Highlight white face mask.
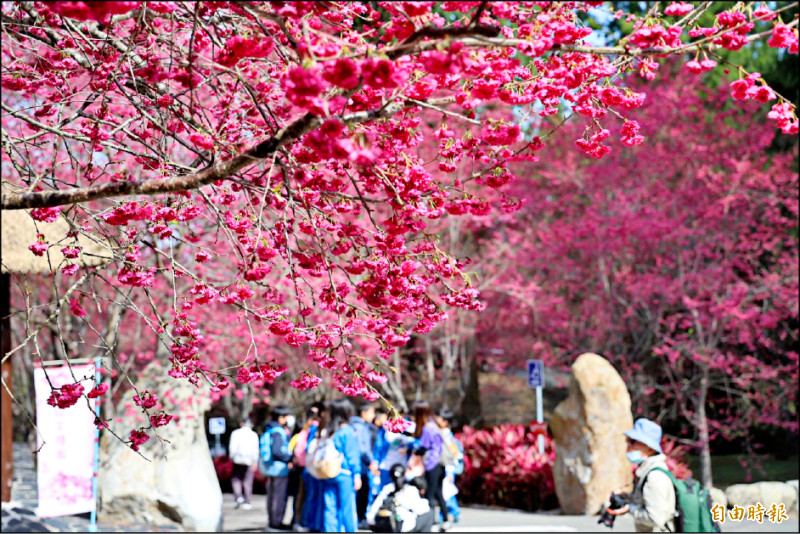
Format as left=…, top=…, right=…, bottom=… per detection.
left=286, top=415, right=296, bottom=430
left=626, top=450, right=644, bottom=464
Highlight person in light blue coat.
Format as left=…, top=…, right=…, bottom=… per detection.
left=349, top=401, right=377, bottom=528
left=321, top=399, right=362, bottom=533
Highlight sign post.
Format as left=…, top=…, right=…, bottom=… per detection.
left=527, top=359, right=545, bottom=455
left=89, top=357, right=101, bottom=533
left=208, top=417, right=226, bottom=457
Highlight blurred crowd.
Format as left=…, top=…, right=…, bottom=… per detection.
left=227, top=399, right=464, bottom=532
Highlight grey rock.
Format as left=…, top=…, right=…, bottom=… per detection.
left=726, top=481, right=797, bottom=511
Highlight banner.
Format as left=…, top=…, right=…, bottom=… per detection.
left=34, top=361, right=96, bottom=517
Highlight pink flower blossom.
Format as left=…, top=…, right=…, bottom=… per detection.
left=30, top=207, right=61, bottom=223
left=384, top=417, right=412, bottom=433
left=61, top=246, right=81, bottom=259
left=87, top=383, right=108, bottom=398
left=69, top=299, right=88, bottom=317
left=29, top=236, right=48, bottom=257
left=290, top=373, right=322, bottom=390
left=663, top=2, right=693, bottom=17
left=322, top=58, right=361, bottom=90
left=129, top=428, right=150, bottom=451
left=47, top=383, right=84, bottom=409
left=133, top=391, right=158, bottom=409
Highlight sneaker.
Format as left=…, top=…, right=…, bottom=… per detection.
left=241, top=503, right=253, bottom=510
left=440, top=520, right=453, bottom=531
left=234, top=497, right=244, bottom=509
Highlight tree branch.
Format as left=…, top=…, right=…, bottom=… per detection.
left=1, top=96, right=431, bottom=210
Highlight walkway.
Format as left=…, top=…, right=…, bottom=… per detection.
left=3, top=442, right=797, bottom=532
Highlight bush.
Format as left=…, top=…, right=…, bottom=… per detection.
left=456, top=424, right=558, bottom=512
left=455, top=424, right=694, bottom=511
left=212, top=455, right=267, bottom=494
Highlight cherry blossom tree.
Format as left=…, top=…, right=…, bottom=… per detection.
left=470, top=67, right=798, bottom=488
left=1, top=1, right=797, bottom=456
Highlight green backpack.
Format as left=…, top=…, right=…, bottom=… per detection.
left=648, top=467, right=720, bottom=533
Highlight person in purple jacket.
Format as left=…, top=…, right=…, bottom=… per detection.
left=412, top=401, right=451, bottom=530
left=321, top=398, right=362, bottom=533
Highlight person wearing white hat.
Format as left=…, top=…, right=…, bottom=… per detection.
left=606, top=418, right=677, bottom=532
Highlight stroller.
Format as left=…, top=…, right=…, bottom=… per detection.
left=370, top=464, right=434, bottom=533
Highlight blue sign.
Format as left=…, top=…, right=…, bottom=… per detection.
left=527, top=360, right=544, bottom=388
left=208, top=417, right=226, bottom=435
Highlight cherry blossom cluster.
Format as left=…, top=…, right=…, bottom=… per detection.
left=2, top=1, right=797, bottom=453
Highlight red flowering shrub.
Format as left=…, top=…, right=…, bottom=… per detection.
left=213, top=455, right=234, bottom=485
left=213, top=455, right=267, bottom=493
left=661, top=437, right=693, bottom=481
left=456, top=424, right=558, bottom=511
left=457, top=425, right=694, bottom=511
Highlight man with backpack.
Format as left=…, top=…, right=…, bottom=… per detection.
left=260, top=405, right=294, bottom=531
left=607, top=418, right=719, bottom=533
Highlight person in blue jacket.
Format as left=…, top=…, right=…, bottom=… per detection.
left=298, top=402, right=324, bottom=532
left=261, top=405, right=294, bottom=531
left=371, top=407, right=389, bottom=497
left=321, top=398, right=362, bottom=533
left=349, top=401, right=377, bottom=528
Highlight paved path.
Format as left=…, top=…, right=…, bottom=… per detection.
left=220, top=492, right=798, bottom=532
left=5, top=442, right=797, bottom=532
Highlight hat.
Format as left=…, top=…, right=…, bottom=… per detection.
left=271, top=405, right=293, bottom=417
left=624, top=418, right=663, bottom=454
left=389, top=463, right=405, bottom=480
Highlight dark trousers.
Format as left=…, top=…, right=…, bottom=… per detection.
left=266, top=476, right=290, bottom=528
left=356, top=472, right=371, bottom=522
left=231, top=463, right=254, bottom=504
left=287, top=465, right=302, bottom=525
left=412, top=510, right=435, bottom=532
left=424, top=465, right=448, bottom=524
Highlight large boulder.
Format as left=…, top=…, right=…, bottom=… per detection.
left=786, top=480, right=799, bottom=512
left=98, top=362, right=223, bottom=531
left=550, top=353, right=634, bottom=515
left=725, top=481, right=797, bottom=512
left=708, top=487, right=727, bottom=509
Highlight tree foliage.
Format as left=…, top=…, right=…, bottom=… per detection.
left=1, top=1, right=797, bottom=455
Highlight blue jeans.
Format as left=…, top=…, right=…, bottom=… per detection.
left=300, top=470, right=322, bottom=531
left=322, top=472, right=358, bottom=533
left=440, top=495, right=460, bottom=522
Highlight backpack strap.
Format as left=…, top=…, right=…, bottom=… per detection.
left=642, top=467, right=678, bottom=532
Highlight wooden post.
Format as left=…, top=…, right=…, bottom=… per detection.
left=1, top=273, right=13, bottom=502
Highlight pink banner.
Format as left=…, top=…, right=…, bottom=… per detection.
left=34, top=362, right=96, bottom=518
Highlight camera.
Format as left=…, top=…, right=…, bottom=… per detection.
left=598, top=493, right=628, bottom=528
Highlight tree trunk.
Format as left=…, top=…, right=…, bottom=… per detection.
left=1, top=274, right=13, bottom=502
left=425, top=337, right=435, bottom=399
left=458, top=356, right=482, bottom=426
left=697, top=366, right=713, bottom=489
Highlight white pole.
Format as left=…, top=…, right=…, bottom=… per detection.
left=536, top=385, right=544, bottom=455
